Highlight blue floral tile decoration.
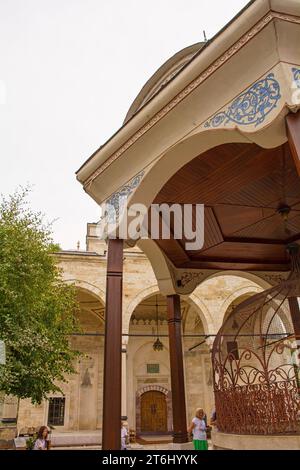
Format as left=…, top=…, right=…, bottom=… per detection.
left=204, top=73, right=281, bottom=128
left=292, top=68, right=300, bottom=88
left=106, top=171, right=145, bottom=221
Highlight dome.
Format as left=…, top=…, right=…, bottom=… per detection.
left=123, top=42, right=205, bottom=124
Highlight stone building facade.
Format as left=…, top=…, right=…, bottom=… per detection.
left=9, top=222, right=270, bottom=436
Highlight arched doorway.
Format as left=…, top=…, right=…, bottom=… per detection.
left=141, top=391, right=167, bottom=433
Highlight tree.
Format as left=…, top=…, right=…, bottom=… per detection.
left=0, top=188, right=80, bottom=404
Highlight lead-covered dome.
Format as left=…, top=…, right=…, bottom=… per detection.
left=123, top=42, right=205, bottom=124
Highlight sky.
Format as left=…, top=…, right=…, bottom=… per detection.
left=0, top=0, right=250, bottom=249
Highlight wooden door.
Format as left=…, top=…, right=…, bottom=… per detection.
left=141, top=391, right=167, bottom=433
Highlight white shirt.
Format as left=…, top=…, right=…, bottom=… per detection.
left=192, top=417, right=207, bottom=440
left=121, top=426, right=128, bottom=449
left=33, top=438, right=47, bottom=450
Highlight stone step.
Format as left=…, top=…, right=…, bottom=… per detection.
left=51, top=431, right=102, bottom=448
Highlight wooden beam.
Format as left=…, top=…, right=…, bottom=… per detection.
left=223, top=237, right=287, bottom=245
left=167, top=295, right=188, bottom=444
left=287, top=112, right=300, bottom=176
left=102, top=238, right=123, bottom=450
left=288, top=297, right=300, bottom=393
left=178, top=260, right=288, bottom=271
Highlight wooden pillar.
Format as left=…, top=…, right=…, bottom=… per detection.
left=102, top=238, right=123, bottom=450
left=167, top=294, right=188, bottom=443
left=121, top=343, right=127, bottom=420
left=288, top=297, right=300, bottom=342
left=287, top=112, right=300, bottom=176
left=288, top=297, right=300, bottom=391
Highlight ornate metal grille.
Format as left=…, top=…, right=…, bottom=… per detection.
left=48, top=397, right=65, bottom=426
left=212, top=251, right=300, bottom=435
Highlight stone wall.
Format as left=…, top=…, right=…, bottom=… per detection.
left=15, top=225, right=270, bottom=433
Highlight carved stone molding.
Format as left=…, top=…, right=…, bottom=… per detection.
left=136, top=385, right=169, bottom=398
left=177, top=271, right=205, bottom=288
left=135, top=385, right=173, bottom=434
left=173, top=269, right=214, bottom=295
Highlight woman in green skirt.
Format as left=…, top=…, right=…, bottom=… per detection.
left=188, top=408, right=208, bottom=450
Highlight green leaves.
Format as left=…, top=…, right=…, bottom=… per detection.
left=0, top=188, right=80, bottom=404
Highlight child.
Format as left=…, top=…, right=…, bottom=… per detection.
left=121, top=421, right=128, bottom=450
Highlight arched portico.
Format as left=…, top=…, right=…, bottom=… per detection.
left=16, top=284, right=106, bottom=433
left=64, top=278, right=106, bottom=306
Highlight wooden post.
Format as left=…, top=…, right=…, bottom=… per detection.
left=287, top=112, right=300, bottom=176
left=288, top=297, right=300, bottom=342
left=288, top=297, right=300, bottom=391
left=102, top=238, right=123, bottom=450
left=167, top=294, right=188, bottom=443
left=121, top=343, right=127, bottom=421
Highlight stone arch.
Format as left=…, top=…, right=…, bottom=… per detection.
left=216, top=282, right=293, bottom=339
left=204, top=270, right=272, bottom=290
left=123, top=285, right=160, bottom=338
left=194, top=271, right=275, bottom=331
left=252, top=297, right=294, bottom=338
left=134, top=340, right=169, bottom=354
left=64, top=278, right=106, bottom=306
left=187, top=294, right=214, bottom=337
left=136, top=385, right=169, bottom=398
left=124, top=285, right=210, bottom=340
left=58, top=279, right=105, bottom=432
left=218, top=285, right=263, bottom=329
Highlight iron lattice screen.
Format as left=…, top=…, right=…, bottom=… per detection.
left=48, top=397, right=65, bottom=426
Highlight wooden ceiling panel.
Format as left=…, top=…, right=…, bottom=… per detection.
left=202, top=207, right=224, bottom=250
left=153, top=142, right=300, bottom=271
left=189, top=241, right=287, bottom=263
left=178, top=206, right=224, bottom=251
left=228, top=211, right=300, bottom=240
left=213, top=205, right=275, bottom=236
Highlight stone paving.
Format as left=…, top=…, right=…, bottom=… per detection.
left=53, top=439, right=213, bottom=451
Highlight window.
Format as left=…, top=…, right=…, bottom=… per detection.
left=48, top=397, right=65, bottom=426
left=147, top=364, right=159, bottom=374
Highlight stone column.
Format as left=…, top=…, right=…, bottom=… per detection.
left=102, top=239, right=123, bottom=450
left=167, top=294, right=188, bottom=444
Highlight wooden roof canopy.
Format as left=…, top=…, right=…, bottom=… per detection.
left=153, top=142, right=300, bottom=272
left=76, top=0, right=300, bottom=294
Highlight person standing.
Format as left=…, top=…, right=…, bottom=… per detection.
left=210, top=409, right=217, bottom=427
left=33, top=426, right=49, bottom=450
left=121, top=421, right=128, bottom=450
left=188, top=408, right=208, bottom=451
